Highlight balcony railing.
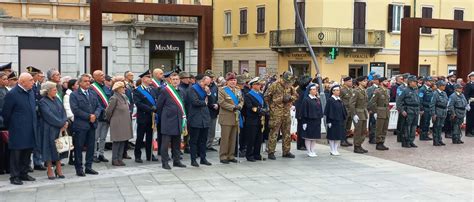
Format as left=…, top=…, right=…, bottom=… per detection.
left=270, top=28, right=385, bottom=49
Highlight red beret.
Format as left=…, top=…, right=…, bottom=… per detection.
left=226, top=72, right=236, bottom=80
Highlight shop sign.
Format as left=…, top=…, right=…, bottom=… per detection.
left=150, top=40, right=185, bottom=53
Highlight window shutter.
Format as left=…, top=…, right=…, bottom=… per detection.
left=404, top=6, right=411, bottom=18
left=388, top=4, right=393, bottom=32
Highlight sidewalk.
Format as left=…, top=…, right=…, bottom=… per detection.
left=0, top=143, right=472, bottom=201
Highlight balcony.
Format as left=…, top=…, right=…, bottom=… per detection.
left=270, top=28, right=385, bottom=49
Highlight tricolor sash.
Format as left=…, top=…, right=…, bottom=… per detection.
left=151, top=78, right=165, bottom=88
left=56, top=92, right=63, bottom=103
left=164, top=84, right=187, bottom=135
left=192, top=84, right=207, bottom=100
left=90, top=82, right=109, bottom=107
left=249, top=90, right=263, bottom=106
left=223, top=86, right=243, bottom=128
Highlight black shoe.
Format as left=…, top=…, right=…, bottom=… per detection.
left=246, top=157, right=256, bottom=162
left=354, top=147, right=365, bottom=154
left=297, top=146, right=306, bottom=151
left=191, top=160, right=199, bottom=167
left=200, top=159, right=212, bottom=166
left=229, top=159, right=238, bottom=163
left=220, top=159, right=229, bottom=164
left=123, top=153, right=132, bottom=159
left=184, top=147, right=190, bottom=154
left=19, top=175, right=35, bottom=181
left=98, top=155, right=109, bottom=163
left=10, top=177, right=23, bottom=185
left=27, top=166, right=33, bottom=173
left=151, top=155, right=159, bottom=162
left=162, top=163, right=171, bottom=170
left=206, top=147, right=218, bottom=152
left=439, top=141, right=446, bottom=146
left=85, top=168, right=99, bottom=175
left=68, top=160, right=75, bottom=166
left=34, top=165, right=46, bottom=171
left=173, top=161, right=186, bottom=168
left=361, top=147, right=368, bottom=153
left=268, top=153, right=276, bottom=160
left=465, top=133, right=474, bottom=137
left=433, top=142, right=440, bottom=146
left=135, top=159, right=143, bottom=163
left=93, top=157, right=101, bottom=163
left=254, top=156, right=266, bottom=161
left=55, top=170, right=65, bottom=179
left=376, top=143, right=389, bottom=150
left=76, top=170, right=86, bottom=177
left=368, top=139, right=376, bottom=144
left=409, top=143, right=418, bottom=148
left=453, top=140, right=460, bottom=144
left=459, top=140, right=464, bottom=144
left=282, top=152, right=295, bottom=158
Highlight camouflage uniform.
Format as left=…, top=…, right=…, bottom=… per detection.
left=351, top=85, right=368, bottom=152
left=264, top=78, right=298, bottom=158
left=368, top=85, right=390, bottom=150
left=448, top=86, right=469, bottom=144
left=430, top=82, right=448, bottom=146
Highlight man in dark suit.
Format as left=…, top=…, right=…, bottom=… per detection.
left=70, top=74, right=102, bottom=176
left=27, top=66, right=46, bottom=171
left=133, top=71, right=158, bottom=163
left=2, top=73, right=37, bottom=185
left=90, top=70, right=112, bottom=163
left=205, top=70, right=219, bottom=151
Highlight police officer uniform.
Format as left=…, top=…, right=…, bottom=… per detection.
left=430, top=80, right=448, bottom=146
left=450, top=84, right=469, bottom=144
left=464, top=71, right=474, bottom=137
left=418, top=76, right=434, bottom=141
left=397, top=75, right=420, bottom=148
left=368, top=77, right=390, bottom=150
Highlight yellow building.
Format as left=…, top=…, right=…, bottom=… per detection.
left=212, top=0, right=473, bottom=80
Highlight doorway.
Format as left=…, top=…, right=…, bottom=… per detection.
left=349, top=64, right=368, bottom=78
left=289, top=61, right=310, bottom=79
left=353, top=1, right=366, bottom=45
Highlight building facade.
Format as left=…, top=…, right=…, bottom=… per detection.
left=212, top=0, right=473, bottom=80
left=0, top=0, right=211, bottom=78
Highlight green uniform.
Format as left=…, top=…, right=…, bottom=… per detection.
left=368, top=86, right=390, bottom=144
left=430, top=89, right=448, bottom=145
left=448, top=92, right=468, bottom=143
left=366, top=84, right=378, bottom=143
left=340, top=85, right=355, bottom=134
left=264, top=81, right=298, bottom=155
left=351, top=86, right=368, bottom=147
left=397, top=86, right=420, bottom=145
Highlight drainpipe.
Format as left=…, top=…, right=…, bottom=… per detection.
left=277, top=0, right=281, bottom=46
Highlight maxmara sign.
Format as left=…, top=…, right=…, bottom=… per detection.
left=150, top=40, right=185, bottom=53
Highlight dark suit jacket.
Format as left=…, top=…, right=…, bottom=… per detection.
left=133, top=86, right=157, bottom=125
left=0, top=86, right=7, bottom=130
left=90, top=82, right=113, bottom=122
left=243, top=91, right=265, bottom=126
left=2, top=85, right=37, bottom=149
left=157, top=87, right=185, bottom=136
left=70, top=89, right=102, bottom=131
left=207, top=82, right=219, bottom=119
left=186, top=86, right=210, bottom=128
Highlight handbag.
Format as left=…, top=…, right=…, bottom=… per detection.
left=0, top=131, right=8, bottom=143
left=55, top=131, right=74, bottom=153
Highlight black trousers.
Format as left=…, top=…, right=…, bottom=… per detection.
left=161, top=134, right=181, bottom=163
left=73, top=128, right=95, bottom=171
left=156, top=123, right=162, bottom=155
left=296, top=119, right=304, bottom=148
left=189, top=127, right=209, bottom=161
left=135, top=123, right=153, bottom=160
left=466, top=106, right=474, bottom=135
left=245, top=123, right=263, bottom=159
left=10, top=148, right=32, bottom=179
left=0, top=136, right=10, bottom=173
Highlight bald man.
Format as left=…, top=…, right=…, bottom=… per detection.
left=2, top=73, right=37, bottom=185
left=90, top=70, right=112, bottom=163
left=151, top=68, right=166, bottom=157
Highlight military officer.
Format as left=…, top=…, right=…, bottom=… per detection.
left=340, top=76, right=354, bottom=147
left=264, top=71, right=298, bottom=160
left=418, top=76, right=434, bottom=141
left=351, top=76, right=369, bottom=154
left=397, top=75, right=421, bottom=148
left=430, top=80, right=448, bottom=146
left=366, top=74, right=381, bottom=144
left=368, top=77, right=390, bottom=150
left=395, top=73, right=410, bottom=142
left=464, top=71, right=474, bottom=137
left=450, top=84, right=469, bottom=144
left=444, top=73, right=456, bottom=138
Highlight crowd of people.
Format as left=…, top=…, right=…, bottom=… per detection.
left=0, top=61, right=473, bottom=186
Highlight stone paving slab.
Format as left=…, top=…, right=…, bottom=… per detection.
left=0, top=143, right=472, bottom=201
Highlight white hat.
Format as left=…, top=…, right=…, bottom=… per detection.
left=447, top=72, right=455, bottom=77
left=248, top=77, right=261, bottom=86
left=468, top=71, right=474, bottom=78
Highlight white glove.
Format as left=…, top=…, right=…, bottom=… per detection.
left=467, top=105, right=471, bottom=112
left=302, top=124, right=307, bottom=130
left=374, top=113, right=377, bottom=119
left=353, top=115, right=359, bottom=124
left=327, top=123, right=332, bottom=128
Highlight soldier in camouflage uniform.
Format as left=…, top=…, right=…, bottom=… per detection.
left=397, top=75, right=421, bottom=148
left=366, top=74, right=381, bottom=144
left=448, top=84, right=469, bottom=144
left=264, top=71, right=298, bottom=160
left=430, top=80, right=448, bottom=146
left=368, top=77, right=390, bottom=150
left=351, top=76, right=369, bottom=154
left=340, top=76, right=354, bottom=147
left=418, top=76, right=435, bottom=141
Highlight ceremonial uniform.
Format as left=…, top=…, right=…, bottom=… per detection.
left=449, top=86, right=469, bottom=144
left=397, top=78, right=420, bottom=148
left=340, top=83, right=354, bottom=145
left=418, top=81, right=434, bottom=141
left=133, top=83, right=157, bottom=162
left=243, top=88, right=266, bottom=161
left=443, top=81, right=456, bottom=137
left=366, top=82, right=379, bottom=144
left=351, top=83, right=369, bottom=153
left=430, top=84, right=448, bottom=146
left=368, top=83, right=390, bottom=150
left=464, top=75, right=474, bottom=136
left=395, top=82, right=408, bottom=142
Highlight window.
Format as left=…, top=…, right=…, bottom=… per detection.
left=421, top=7, right=433, bottom=34
left=295, top=1, right=305, bottom=44
left=224, top=60, right=233, bottom=74
left=419, top=65, right=430, bottom=77
left=256, top=61, right=266, bottom=76
left=257, top=7, right=265, bottom=33
left=224, top=12, right=232, bottom=35
left=240, top=9, right=247, bottom=34
left=239, top=60, right=249, bottom=74
left=387, top=64, right=400, bottom=78
left=453, top=9, right=464, bottom=48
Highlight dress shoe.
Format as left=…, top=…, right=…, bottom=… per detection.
left=459, top=140, right=464, bottom=144
left=465, top=133, right=474, bottom=137
left=282, top=152, right=295, bottom=158
left=409, top=142, right=418, bottom=148
left=368, top=139, right=376, bottom=144
left=220, top=160, right=229, bottom=164
left=112, top=160, right=121, bottom=166
left=200, top=159, right=212, bottom=166
left=254, top=156, right=266, bottom=161
left=55, top=170, right=65, bottom=179
left=98, top=155, right=109, bottom=163
left=191, top=160, right=199, bottom=167
left=119, top=160, right=126, bottom=166
left=453, top=140, right=460, bottom=144
left=151, top=155, right=159, bottom=162
left=173, top=161, right=187, bottom=168
left=439, top=141, right=446, bottom=146
left=206, top=147, right=218, bottom=152
left=268, top=153, right=276, bottom=160
left=20, top=175, right=36, bottom=181
left=135, top=159, right=143, bottom=163
left=433, top=142, right=440, bottom=146
left=93, top=156, right=101, bottom=163
left=10, top=177, right=23, bottom=185
left=34, top=165, right=47, bottom=171
left=361, top=147, right=368, bottom=153
left=353, top=146, right=365, bottom=154
left=85, top=168, right=99, bottom=175
left=162, top=163, right=171, bottom=170
left=76, top=170, right=86, bottom=177
left=297, top=146, right=306, bottom=151
left=229, top=159, right=238, bottom=163
left=246, top=157, right=256, bottom=162
left=27, top=166, right=34, bottom=173
left=123, top=153, right=132, bottom=159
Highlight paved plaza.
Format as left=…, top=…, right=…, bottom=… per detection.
left=0, top=139, right=472, bottom=201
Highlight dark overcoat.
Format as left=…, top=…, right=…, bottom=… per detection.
left=157, top=86, right=185, bottom=136
left=186, top=86, right=210, bottom=129
left=38, top=97, right=67, bottom=161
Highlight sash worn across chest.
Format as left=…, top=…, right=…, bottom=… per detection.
left=224, top=86, right=243, bottom=128
left=164, top=84, right=187, bottom=135
left=137, top=86, right=156, bottom=106
left=192, top=84, right=207, bottom=100
left=249, top=90, right=263, bottom=106
left=90, top=82, right=109, bottom=107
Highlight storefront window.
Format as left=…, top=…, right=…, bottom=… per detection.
left=224, top=60, right=233, bottom=74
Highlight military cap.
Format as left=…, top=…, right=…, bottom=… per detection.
left=105, top=75, right=113, bottom=81
left=343, top=76, right=352, bottom=82
left=282, top=71, right=293, bottom=82
left=378, top=77, right=388, bottom=83
left=164, top=71, right=174, bottom=78
left=194, top=74, right=204, bottom=81
left=435, top=80, right=446, bottom=87
left=236, top=75, right=245, bottom=85
left=356, top=76, right=367, bottom=82
left=26, top=66, right=41, bottom=74
left=407, top=75, right=417, bottom=82
left=468, top=71, right=474, bottom=78
left=7, top=72, right=17, bottom=80
left=402, top=73, right=410, bottom=79
left=226, top=72, right=236, bottom=80
left=372, top=74, right=381, bottom=80
left=447, top=72, right=456, bottom=78
left=138, top=70, right=151, bottom=78
left=248, top=77, right=262, bottom=86
left=454, top=83, right=463, bottom=89
left=178, top=71, right=191, bottom=79
left=204, top=69, right=215, bottom=77
left=423, top=76, right=433, bottom=82
left=0, top=62, right=12, bottom=72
